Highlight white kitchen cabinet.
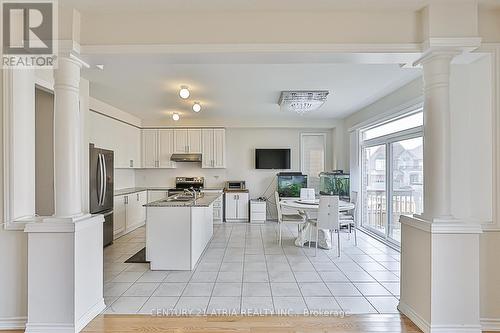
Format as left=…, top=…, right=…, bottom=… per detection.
left=202, top=128, right=225, bottom=169
left=88, top=111, right=141, bottom=168
left=174, top=129, right=188, bottom=153
left=126, top=191, right=147, bottom=232
left=113, top=191, right=147, bottom=238
left=201, top=189, right=223, bottom=223
left=158, top=129, right=175, bottom=168
left=174, top=129, right=202, bottom=153
left=188, top=129, right=202, bottom=153
left=113, top=195, right=127, bottom=238
left=142, top=129, right=158, bottom=168
left=250, top=200, right=266, bottom=224
left=202, top=129, right=214, bottom=168
left=225, top=192, right=249, bottom=222
left=142, top=129, right=176, bottom=168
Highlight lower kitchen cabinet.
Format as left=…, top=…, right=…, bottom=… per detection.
left=224, top=192, right=249, bottom=222
left=201, top=189, right=223, bottom=224
left=113, top=190, right=147, bottom=239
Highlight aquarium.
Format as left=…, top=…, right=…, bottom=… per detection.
left=319, top=172, right=350, bottom=200
left=277, top=174, right=308, bottom=197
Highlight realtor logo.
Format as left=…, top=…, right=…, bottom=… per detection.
left=1, top=0, right=57, bottom=68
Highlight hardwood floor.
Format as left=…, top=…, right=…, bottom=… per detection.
left=80, top=314, right=423, bottom=332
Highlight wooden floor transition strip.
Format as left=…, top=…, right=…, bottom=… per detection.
left=81, top=314, right=423, bottom=333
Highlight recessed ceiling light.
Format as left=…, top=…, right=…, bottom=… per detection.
left=192, top=102, right=201, bottom=113
left=172, top=113, right=180, bottom=121
left=179, top=86, right=190, bottom=99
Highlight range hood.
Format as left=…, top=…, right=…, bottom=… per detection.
left=170, top=153, right=202, bottom=162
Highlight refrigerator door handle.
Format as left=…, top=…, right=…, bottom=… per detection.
left=97, top=153, right=103, bottom=206
left=102, top=154, right=107, bottom=205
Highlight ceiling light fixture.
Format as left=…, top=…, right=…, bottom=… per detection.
left=278, top=90, right=330, bottom=115
left=192, top=102, right=201, bottom=113
left=179, top=86, right=190, bottom=99
left=172, top=113, right=180, bottom=121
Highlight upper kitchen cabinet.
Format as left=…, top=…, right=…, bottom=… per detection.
left=142, top=129, right=176, bottom=168
left=174, top=129, right=202, bottom=153
left=142, top=129, right=158, bottom=168
left=158, top=129, right=176, bottom=168
left=202, top=128, right=226, bottom=168
left=87, top=111, right=141, bottom=168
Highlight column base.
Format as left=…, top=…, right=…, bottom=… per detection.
left=24, top=214, right=105, bottom=333
left=399, top=215, right=482, bottom=333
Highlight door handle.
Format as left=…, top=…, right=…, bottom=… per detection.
left=102, top=154, right=107, bottom=204
left=98, top=154, right=105, bottom=206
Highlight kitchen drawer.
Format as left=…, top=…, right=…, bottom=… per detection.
left=251, top=205, right=266, bottom=213
left=251, top=212, right=266, bottom=221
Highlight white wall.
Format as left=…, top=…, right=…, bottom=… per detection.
left=0, top=70, right=28, bottom=329
left=135, top=127, right=334, bottom=199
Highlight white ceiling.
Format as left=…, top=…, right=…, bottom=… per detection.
left=83, top=53, right=421, bottom=124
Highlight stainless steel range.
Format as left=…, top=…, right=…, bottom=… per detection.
left=169, top=177, right=205, bottom=195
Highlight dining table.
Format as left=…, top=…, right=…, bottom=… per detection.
left=279, top=199, right=355, bottom=249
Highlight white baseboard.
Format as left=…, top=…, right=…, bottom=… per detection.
left=25, top=322, right=76, bottom=333
left=398, top=301, right=431, bottom=333
left=481, top=318, right=500, bottom=331
left=75, top=299, right=105, bottom=332
left=0, top=316, right=26, bottom=330
left=398, top=301, right=482, bottom=333
left=24, top=299, right=105, bottom=333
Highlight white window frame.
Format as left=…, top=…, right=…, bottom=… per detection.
left=300, top=132, right=327, bottom=192
left=359, top=106, right=424, bottom=245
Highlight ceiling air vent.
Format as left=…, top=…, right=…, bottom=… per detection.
left=278, top=90, right=329, bottom=115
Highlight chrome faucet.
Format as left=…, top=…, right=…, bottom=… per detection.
left=184, top=187, right=197, bottom=200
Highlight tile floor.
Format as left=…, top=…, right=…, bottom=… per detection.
left=103, top=222, right=401, bottom=315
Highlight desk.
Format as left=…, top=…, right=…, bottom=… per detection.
left=280, top=199, right=355, bottom=249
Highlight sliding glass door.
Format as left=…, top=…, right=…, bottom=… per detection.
left=360, top=110, right=423, bottom=245
left=361, top=145, right=387, bottom=237
left=389, top=137, right=423, bottom=243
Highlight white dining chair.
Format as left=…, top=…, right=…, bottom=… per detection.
left=308, top=195, right=341, bottom=257
left=275, top=191, right=306, bottom=245
left=339, top=191, right=358, bottom=246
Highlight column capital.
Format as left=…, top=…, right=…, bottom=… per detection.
left=413, top=37, right=482, bottom=66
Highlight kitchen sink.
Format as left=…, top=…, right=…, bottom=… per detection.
left=165, top=193, right=204, bottom=202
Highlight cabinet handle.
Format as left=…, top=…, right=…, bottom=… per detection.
left=124, top=196, right=128, bottom=204
left=137, top=193, right=139, bottom=201
left=130, top=160, right=134, bottom=168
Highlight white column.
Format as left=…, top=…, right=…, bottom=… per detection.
left=420, top=51, right=456, bottom=221
left=53, top=57, right=83, bottom=217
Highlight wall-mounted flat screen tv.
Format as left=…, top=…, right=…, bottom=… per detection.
left=255, top=149, right=291, bottom=169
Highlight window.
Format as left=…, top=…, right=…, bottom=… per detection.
left=300, top=133, right=326, bottom=192
left=360, top=109, right=423, bottom=245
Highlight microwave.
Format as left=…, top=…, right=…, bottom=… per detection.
left=226, top=181, right=246, bottom=190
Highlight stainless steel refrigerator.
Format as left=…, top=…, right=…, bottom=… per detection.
left=89, top=144, right=114, bottom=247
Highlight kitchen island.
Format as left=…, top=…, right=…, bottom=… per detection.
left=145, top=193, right=220, bottom=270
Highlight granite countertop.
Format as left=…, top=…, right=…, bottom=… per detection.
left=114, top=187, right=224, bottom=196
left=144, top=193, right=222, bottom=208
left=114, top=187, right=171, bottom=196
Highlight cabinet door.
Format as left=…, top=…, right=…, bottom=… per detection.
left=174, top=129, right=188, bottom=153
left=213, top=128, right=226, bottom=168
left=188, top=129, right=202, bottom=153
left=237, top=193, right=249, bottom=220
left=113, top=195, right=127, bottom=236
left=201, top=129, right=214, bottom=168
left=142, top=129, right=158, bottom=168
left=224, top=194, right=238, bottom=219
left=138, top=191, right=147, bottom=223
left=158, top=129, right=175, bottom=168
